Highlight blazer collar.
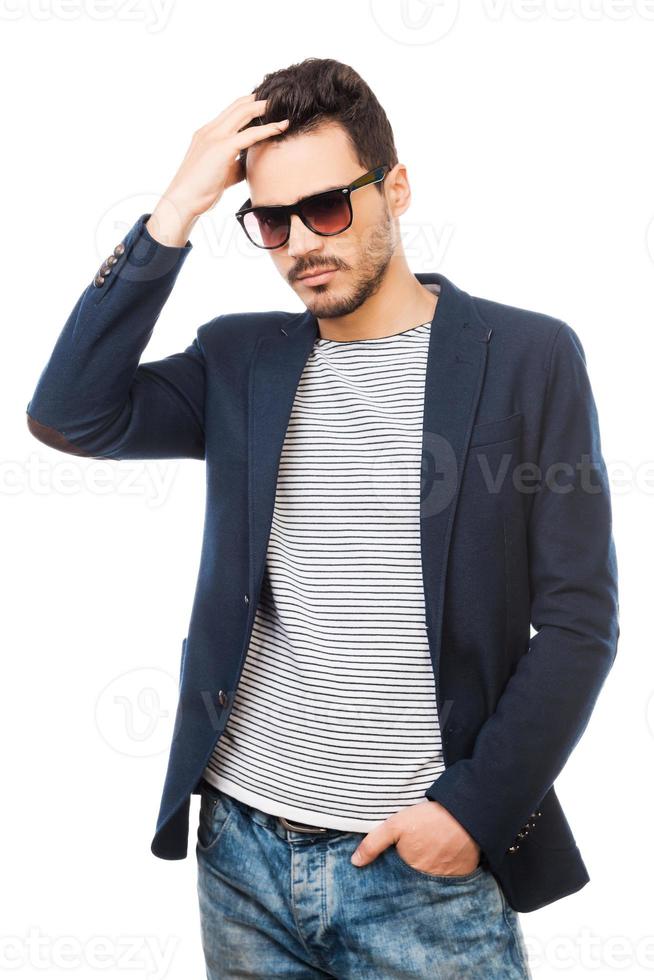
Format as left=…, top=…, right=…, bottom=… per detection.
left=284, top=270, right=491, bottom=343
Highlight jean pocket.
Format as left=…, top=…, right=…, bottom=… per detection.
left=389, top=844, right=486, bottom=883
left=196, top=785, right=234, bottom=853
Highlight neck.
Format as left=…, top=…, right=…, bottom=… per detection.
left=315, top=254, right=439, bottom=342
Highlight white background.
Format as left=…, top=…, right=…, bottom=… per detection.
left=3, top=1, right=652, bottom=977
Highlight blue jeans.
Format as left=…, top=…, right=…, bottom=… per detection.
left=195, top=779, right=532, bottom=979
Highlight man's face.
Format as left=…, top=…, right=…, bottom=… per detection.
left=244, top=122, right=400, bottom=319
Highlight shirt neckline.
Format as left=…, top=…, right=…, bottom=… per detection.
left=315, top=320, right=432, bottom=346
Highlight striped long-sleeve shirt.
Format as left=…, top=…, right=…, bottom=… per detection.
left=202, top=301, right=446, bottom=831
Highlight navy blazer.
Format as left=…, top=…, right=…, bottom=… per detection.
left=26, top=212, right=619, bottom=913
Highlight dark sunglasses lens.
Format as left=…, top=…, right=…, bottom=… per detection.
left=303, top=191, right=351, bottom=234
left=244, top=208, right=289, bottom=248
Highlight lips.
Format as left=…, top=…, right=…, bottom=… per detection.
left=297, top=268, right=337, bottom=281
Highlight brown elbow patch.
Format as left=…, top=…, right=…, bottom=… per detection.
left=26, top=412, right=94, bottom=457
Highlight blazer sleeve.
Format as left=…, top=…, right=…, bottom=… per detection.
left=26, top=213, right=207, bottom=461
left=423, top=321, right=620, bottom=867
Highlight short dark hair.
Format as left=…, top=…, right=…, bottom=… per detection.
left=237, top=57, right=398, bottom=187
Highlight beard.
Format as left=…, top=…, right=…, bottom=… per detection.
left=302, top=207, right=396, bottom=320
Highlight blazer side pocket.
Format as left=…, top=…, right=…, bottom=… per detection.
left=469, top=411, right=523, bottom=448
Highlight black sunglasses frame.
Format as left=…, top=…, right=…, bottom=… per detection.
left=235, top=165, right=390, bottom=250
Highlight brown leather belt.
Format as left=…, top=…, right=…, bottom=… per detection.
left=278, top=814, right=330, bottom=833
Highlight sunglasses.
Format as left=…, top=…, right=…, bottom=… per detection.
left=235, top=165, right=390, bottom=250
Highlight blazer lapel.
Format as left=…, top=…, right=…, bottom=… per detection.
left=248, top=273, right=491, bottom=700
left=248, top=317, right=317, bottom=603
left=415, top=273, right=492, bottom=698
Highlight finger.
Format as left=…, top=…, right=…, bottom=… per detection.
left=232, top=118, right=290, bottom=151
left=200, top=97, right=269, bottom=136
left=351, top=819, right=400, bottom=867
left=223, top=153, right=246, bottom=191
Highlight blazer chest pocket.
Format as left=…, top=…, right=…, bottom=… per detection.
left=469, top=411, right=522, bottom=448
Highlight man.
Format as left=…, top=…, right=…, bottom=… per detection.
left=27, top=58, right=618, bottom=978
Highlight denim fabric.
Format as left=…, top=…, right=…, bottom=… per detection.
left=195, top=780, right=532, bottom=979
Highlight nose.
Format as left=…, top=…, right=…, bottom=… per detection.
left=286, top=212, right=324, bottom=260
